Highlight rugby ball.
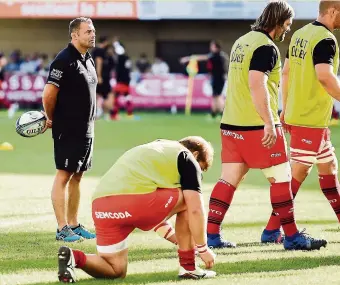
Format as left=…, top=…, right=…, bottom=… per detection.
left=16, top=111, right=46, bottom=138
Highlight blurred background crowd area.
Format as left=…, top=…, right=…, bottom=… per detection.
left=1, top=0, right=340, bottom=120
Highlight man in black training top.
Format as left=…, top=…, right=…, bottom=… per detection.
left=180, top=40, right=228, bottom=120
left=42, top=17, right=97, bottom=242
left=92, top=35, right=115, bottom=119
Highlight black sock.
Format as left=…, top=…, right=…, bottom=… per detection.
left=211, top=111, right=217, bottom=118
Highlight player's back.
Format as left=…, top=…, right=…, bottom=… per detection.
left=92, top=139, right=189, bottom=201
left=285, top=22, right=339, bottom=127
left=222, top=31, right=281, bottom=126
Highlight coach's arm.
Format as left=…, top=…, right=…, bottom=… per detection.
left=41, top=84, right=58, bottom=132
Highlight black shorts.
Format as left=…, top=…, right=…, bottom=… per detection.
left=54, top=135, right=93, bottom=173
left=211, top=78, right=225, bottom=97
left=96, top=81, right=112, bottom=99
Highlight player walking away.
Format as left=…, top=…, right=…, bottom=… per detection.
left=92, top=36, right=115, bottom=120
left=110, top=39, right=134, bottom=121
left=180, top=40, right=228, bottom=121
left=42, top=17, right=97, bottom=242
left=207, top=0, right=327, bottom=251
left=263, top=0, right=340, bottom=242
left=57, top=137, right=217, bottom=282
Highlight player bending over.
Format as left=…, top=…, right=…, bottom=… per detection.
left=57, top=136, right=216, bottom=282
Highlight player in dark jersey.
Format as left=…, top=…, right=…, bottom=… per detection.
left=110, top=39, right=133, bottom=121
left=92, top=36, right=115, bottom=120
left=180, top=40, right=228, bottom=120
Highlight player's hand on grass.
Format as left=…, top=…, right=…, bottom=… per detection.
left=262, top=123, right=277, bottom=148
left=40, top=111, right=52, bottom=134
left=199, top=247, right=216, bottom=269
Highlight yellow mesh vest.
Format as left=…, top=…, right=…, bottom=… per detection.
left=221, top=31, right=281, bottom=126
left=92, top=140, right=199, bottom=200
left=285, top=23, right=339, bottom=127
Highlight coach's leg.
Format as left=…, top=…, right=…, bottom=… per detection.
left=52, top=170, right=73, bottom=230
left=67, top=171, right=83, bottom=227
left=207, top=162, right=249, bottom=248
left=317, top=151, right=340, bottom=222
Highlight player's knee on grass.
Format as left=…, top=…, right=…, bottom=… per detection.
left=262, top=162, right=291, bottom=184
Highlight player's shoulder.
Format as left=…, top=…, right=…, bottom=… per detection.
left=51, top=47, right=72, bottom=67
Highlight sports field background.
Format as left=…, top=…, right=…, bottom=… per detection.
left=1, top=110, right=340, bottom=285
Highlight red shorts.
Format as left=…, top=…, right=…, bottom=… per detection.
left=115, top=83, right=130, bottom=94
left=92, top=188, right=179, bottom=253
left=288, top=125, right=334, bottom=166
left=221, top=126, right=288, bottom=169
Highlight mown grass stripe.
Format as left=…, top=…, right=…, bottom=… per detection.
left=25, top=256, right=340, bottom=285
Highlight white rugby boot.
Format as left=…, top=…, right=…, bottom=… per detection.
left=178, top=266, right=216, bottom=279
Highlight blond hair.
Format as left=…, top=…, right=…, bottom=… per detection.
left=179, top=136, right=214, bottom=172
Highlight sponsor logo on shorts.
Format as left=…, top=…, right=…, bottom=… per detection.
left=95, top=211, right=132, bottom=219
left=270, top=153, right=282, bottom=158
left=210, top=209, right=223, bottom=216
left=165, top=196, right=173, bottom=208
left=329, top=199, right=337, bottom=204
left=222, top=130, right=244, bottom=140
left=301, top=139, right=312, bottom=145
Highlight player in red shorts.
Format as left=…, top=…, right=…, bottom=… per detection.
left=263, top=0, right=340, bottom=241
left=110, top=39, right=133, bottom=120
left=57, top=137, right=217, bottom=282
left=206, top=1, right=326, bottom=251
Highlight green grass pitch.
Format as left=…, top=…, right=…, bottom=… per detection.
left=0, top=110, right=340, bottom=284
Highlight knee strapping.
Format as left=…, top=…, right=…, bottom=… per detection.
left=262, top=162, right=291, bottom=183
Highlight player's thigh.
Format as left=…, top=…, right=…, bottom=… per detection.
left=93, top=196, right=135, bottom=255
left=221, top=162, right=249, bottom=188
left=136, top=188, right=180, bottom=231
left=240, top=127, right=288, bottom=169
left=289, top=125, right=326, bottom=166
left=316, top=138, right=338, bottom=175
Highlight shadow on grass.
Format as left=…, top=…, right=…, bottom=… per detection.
left=28, top=255, right=340, bottom=285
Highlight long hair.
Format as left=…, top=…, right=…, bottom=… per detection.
left=251, top=1, right=294, bottom=31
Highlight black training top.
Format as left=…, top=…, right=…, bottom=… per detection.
left=47, top=43, right=97, bottom=138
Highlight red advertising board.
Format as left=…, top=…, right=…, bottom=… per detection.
left=0, top=0, right=137, bottom=19
left=1, top=73, right=216, bottom=109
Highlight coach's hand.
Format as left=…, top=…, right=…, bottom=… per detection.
left=199, top=247, right=216, bottom=269
left=262, top=124, right=277, bottom=148
left=40, top=111, right=52, bottom=134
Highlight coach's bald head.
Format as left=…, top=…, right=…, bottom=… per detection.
left=318, top=0, right=340, bottom=30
